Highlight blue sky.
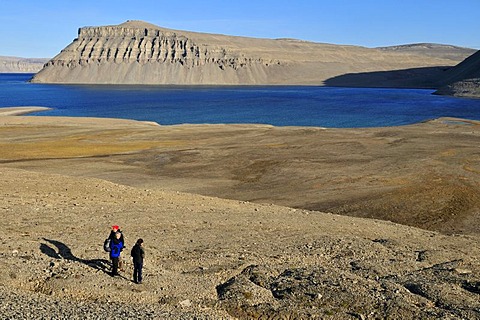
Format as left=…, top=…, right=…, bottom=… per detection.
left=1, top=0, right=479, bottom=58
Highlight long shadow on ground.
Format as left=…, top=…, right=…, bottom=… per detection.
left=40, top=238, right=111, bottom=275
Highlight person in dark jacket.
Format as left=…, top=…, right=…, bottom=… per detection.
left=131, top=238, right=145, bottom=284
left=108, top=225, right=125, bottom=245
left=109, top=231, right=124, bottom=276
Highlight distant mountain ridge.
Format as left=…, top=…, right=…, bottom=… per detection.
left=0, top=56, right=48, bottom=73
left=376, top=43, right=476, bottom=61
left=31, top=20, right=466, bottom=86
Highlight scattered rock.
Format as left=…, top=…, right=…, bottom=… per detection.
left=179, top=299, right=192, bottom=308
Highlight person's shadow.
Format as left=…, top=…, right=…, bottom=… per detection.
left=40, top=238, right=112, bottom=275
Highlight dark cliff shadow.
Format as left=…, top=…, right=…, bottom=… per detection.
left=40, top=238, right=111, bottom=275
left=324, top=66, right=452, bottom=89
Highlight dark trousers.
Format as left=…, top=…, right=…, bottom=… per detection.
left=111, top=257, right=119, bottom=275
left=133, top=261, right=143, bottom=283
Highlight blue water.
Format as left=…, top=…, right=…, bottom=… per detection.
left=1, top=73, right=480, bottom=128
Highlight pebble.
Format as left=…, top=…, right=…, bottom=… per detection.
left=454, top=268, right=472, bottom=274
left=179, top=299, right=192, bottom=307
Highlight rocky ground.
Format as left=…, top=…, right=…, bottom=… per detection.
left=0, top=108, right=479, bottom=319
left=1, top=167, right=479, bottom=319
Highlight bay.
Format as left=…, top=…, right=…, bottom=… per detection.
left=1, top=73, right=480, bottom=128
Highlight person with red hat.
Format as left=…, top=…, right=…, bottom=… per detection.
left=108, top=225, right=125, bottom=245
left=109, top=231, right=124, bottom=276
left=106, top=225, right=126, bottom=273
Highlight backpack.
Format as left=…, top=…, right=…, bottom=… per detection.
left=103, top=238, right=111, bottom=252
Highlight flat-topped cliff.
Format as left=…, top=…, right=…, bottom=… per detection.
left=0, top=56, right=48, bottom=73
left=31, top=20, right=464, bottom=85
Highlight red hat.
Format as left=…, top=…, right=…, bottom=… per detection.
left=112, top=225, right=119, bottom=231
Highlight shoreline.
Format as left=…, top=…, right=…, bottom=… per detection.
left=0, top=106, right=161, bottom=127
left=2, top=106, right=479, bottom=130
left=0, top=106, right=51, bottom=116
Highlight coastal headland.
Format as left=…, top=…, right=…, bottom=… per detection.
left=1, top=107, right=479, bottom=318
left=31, top=20, right=468, bottom=87
left=27, top=19, right=480, bottom=97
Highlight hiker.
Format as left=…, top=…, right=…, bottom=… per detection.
left=106, top=225, right=126, bottom=271
left=108, top=225, right=125, bottom=245
left=109, top=231, right=124, bottom=276
left=131, top=238, right=145, bottom=284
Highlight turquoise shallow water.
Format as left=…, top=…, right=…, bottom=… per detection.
left=1, top=73, right=480, bottom=128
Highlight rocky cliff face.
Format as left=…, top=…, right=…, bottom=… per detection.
left=31, top=20, right=463, bottom=85
left=0, top=56, right=48, bottom=73
left=434, top=50, right=480, bottom=98
left=44, top=25, right=278, bottom=78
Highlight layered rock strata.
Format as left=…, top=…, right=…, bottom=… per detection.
left=0, top=56, right=48, bottom=73
left=31, top=20, right=462, bottom=85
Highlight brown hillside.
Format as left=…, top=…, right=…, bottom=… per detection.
left=376, top=43, right=476, bottom=61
